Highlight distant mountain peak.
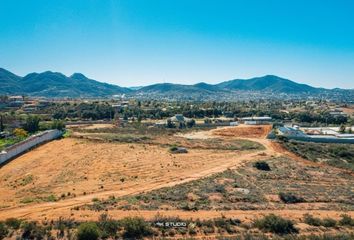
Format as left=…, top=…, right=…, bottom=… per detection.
left=25, top=71, right=67, bottom=79
left=70, top=73, right=88, bottom=80
left=0, top=67, right=12, bottom=73
left=0, top=68, right=20, bottom=77
left=217, top=75, right=317, bottom=93
left=194, top=82, right=210, bottom=86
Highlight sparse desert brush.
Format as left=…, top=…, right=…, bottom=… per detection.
left=97, top=213, right=119, bottom=239
left=45, top=194, right=57, bottom=202
left=279, top=192, right=305, bottom=204
left=214, top=217, right=241, bottom=230
left=21, top=221, right=49, bottom=240
left=5, top=218, right=22, bottom=230
left=339, top=214, right=354, bottom=226
left=77, top=222, right=100, bottom=240
left=281, top=141, right=354, bottom=171
left=303, top=214, right=322, bottom=226
left=322, top=218, right=337, bottom=228
left=254, top=214, right=298, bottom=235
left=120, top=217, right=153, bottom=239
left=0, top=222, right=9, bottom=240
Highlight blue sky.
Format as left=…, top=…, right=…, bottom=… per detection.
left=0, top=0, right=353, bottom=88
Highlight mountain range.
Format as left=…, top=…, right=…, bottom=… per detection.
left=0, top=68, right=352, bottom=100
left=0, top=68, right=131, bottom=98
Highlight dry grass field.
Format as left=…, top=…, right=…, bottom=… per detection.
left=0, top=124, right=353, bottom=238
left=0, top=124, right=270, bottom=220
left=89, top=156, right=353, bottom=212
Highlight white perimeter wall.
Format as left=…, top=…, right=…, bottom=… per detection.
left=0, top=130, right=63, bottom=165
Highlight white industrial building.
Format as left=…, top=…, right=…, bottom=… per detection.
left=240, top=116, right=272, bottom=125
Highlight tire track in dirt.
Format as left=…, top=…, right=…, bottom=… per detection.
left=0, top=142, right=269, bottom=220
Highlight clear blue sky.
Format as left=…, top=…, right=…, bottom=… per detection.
left=1, top=0, right=354, bottom=88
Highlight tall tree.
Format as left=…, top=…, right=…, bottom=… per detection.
left=24, top=115, right=40, bottom=133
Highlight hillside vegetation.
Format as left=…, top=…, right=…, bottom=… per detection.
left=281, top=140, right=354, bottom=171
left=1, top=68, right=354, bottom=99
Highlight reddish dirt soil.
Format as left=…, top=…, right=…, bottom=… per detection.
left=1, top=124, right=353, bottom=222
left=0, top=132, right=268, bottom=220
left=341, top=107, right=354, bottom=116
left=212, top=125, right=272, bottom=138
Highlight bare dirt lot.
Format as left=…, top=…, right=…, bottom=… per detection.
left=103, top=156, right=353, bottom=212
left=0, top=126, right=270, bottom=220
left=342, top=106, right=354, bottom=116
left=0, top=124, right=353, bottom=233
left=212, top=125, right=272, bottom=138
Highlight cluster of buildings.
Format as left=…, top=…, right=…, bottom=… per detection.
left=275, top=125, right=354, bottom=144
left=155, top=114, right=195, bottom=128
left=328, top=108, right=348, bottom=118
left=155, top=114, right=273, bottom=128
left=0, top=96, right=51, bottom=112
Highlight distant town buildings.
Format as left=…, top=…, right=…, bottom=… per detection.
left=329, top=109, right=347, bottom=117
left=240, top=116, right=273, bottom=125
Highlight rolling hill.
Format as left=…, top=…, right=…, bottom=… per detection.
left=137, top=75, right=320, bottom=95
left=216, top=75, right=319, bottom=93
left=137, top=82, right=222, bottom=94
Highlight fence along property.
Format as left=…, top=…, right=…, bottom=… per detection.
left=0, top=130, right=63, bottom=165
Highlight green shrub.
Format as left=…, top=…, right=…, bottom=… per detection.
left=77, top=222, right=100, bottom=240
left=254, top=214, right=298, bottom=235
left=339, top=214, right=354, bottom=226
left=121, top=217, right=153, bottom=239
left=253, top=161, right=271, bottom=171
left=45, top=194, right=57, bottom=202
left=23, top=115, right=40, bottom=133
left=279, top=192, right=305, bottom=204
left=21, top=221, right=47, bottom=240
left=51, top=120, right=66, bottom=130
left=181, top=203, right=198, bottom=211
left=188, top=227, right=197, bottom=235
left=213, top=218, right=237, bottom=234
left=169, top=145, right=178, bottom=152
left=97, top=214, right=119, bottom=238
left=322, top=218, right=337, bottom=228
left=13, top=128, right=28, bottom=138
left=304, top=214, right=322, bottom=226
left=5, top=218, right=22, bottom=229
left=0, top=222, right=9, bottom=240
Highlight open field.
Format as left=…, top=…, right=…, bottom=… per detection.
left=0, top=125, right=271, bottom=220
left=1, top=124, right=354, bottom=238
left=281, top=140, right=354, bottom=171
left=83, top=157, right=354, bottom=212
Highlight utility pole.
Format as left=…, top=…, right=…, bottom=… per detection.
left=0, top=114, right=4, bottom=132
